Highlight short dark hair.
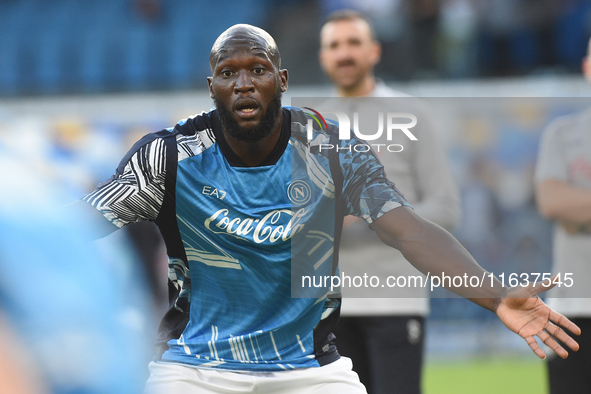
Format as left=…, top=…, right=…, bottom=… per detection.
left=321, top=9, right=378, bottom=42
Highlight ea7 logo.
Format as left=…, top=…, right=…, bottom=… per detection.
left=304, top=107, right=418, bottom=142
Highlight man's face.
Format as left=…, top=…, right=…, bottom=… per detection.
left=208, top=43, right=288, bottom=143
left=319, top=19, right=380, bottom=90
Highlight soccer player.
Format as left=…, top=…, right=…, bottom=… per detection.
left=318, top=10, right=460, bottom=393
left=79, top=24, right=580, bottom=393
left=535, top=38, right=591, bottom=394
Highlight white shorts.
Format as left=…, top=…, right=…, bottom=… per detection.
left=143, top=357, right=367, bottom=394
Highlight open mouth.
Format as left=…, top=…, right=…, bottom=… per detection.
left=235, top=99, right=260, bottom=119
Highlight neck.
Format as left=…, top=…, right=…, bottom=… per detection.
left=337, top=75, right=376, bottom=97
left=222, top=115, right=283, bottom=167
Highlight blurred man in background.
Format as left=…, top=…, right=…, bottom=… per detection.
left=319, top=9, right=461, bottom=394
left=535, top=38, right=591, bottom=394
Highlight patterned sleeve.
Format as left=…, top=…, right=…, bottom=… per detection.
left=339, top=138, right=411, bottom=224
left=83, top=135, right=168, bottom=228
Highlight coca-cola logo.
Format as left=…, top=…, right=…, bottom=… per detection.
left=204, top=208, right=307, bottom=244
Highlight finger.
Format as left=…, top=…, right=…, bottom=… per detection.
left=547, top=324, right=580, bottom=353
left=550, top=311, right=582, bottom=336
left=538, top=330, right=569, bottom=359
left=524, top=335, right=547, bottom=359
left=546, top=316, right=580, bottom=352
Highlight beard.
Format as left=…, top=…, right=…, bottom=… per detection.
left=215, top=89, right=283, bottom=144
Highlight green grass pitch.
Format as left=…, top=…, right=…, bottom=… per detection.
left=423, top=357, right=547, bottom=394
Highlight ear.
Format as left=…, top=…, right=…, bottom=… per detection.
left=207, top=77, right=214, bottom=99
left=279, top=69, right=288, bottom=92
left=370, top=41, right=382, bottom=67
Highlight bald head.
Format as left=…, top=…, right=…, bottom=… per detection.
left=209, top=24, right=281, bottom=72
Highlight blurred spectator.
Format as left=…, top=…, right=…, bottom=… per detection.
left=438, top=0, right=478, bottom=78
left=318, top=10, right=461, bottom=393
left=534, top=38, right=591, bottom=394
left=317, top=0, right=413, bottom=80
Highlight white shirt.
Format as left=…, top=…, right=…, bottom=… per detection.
left=338, top=82, right=461, bottom=315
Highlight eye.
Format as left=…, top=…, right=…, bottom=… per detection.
left=253, top=67, right=265, bottom=75
left=221, top=70, right=234, bottom=77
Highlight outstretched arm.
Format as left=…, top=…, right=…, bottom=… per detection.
left=370, top=206, right=580, bottom=359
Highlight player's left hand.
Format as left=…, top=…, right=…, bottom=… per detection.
left=495, top=277, right=581, bottom=359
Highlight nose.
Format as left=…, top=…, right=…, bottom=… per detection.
left=335, top=45, right=352, bottom=61
left=234, top=71, right=254, bottom=93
